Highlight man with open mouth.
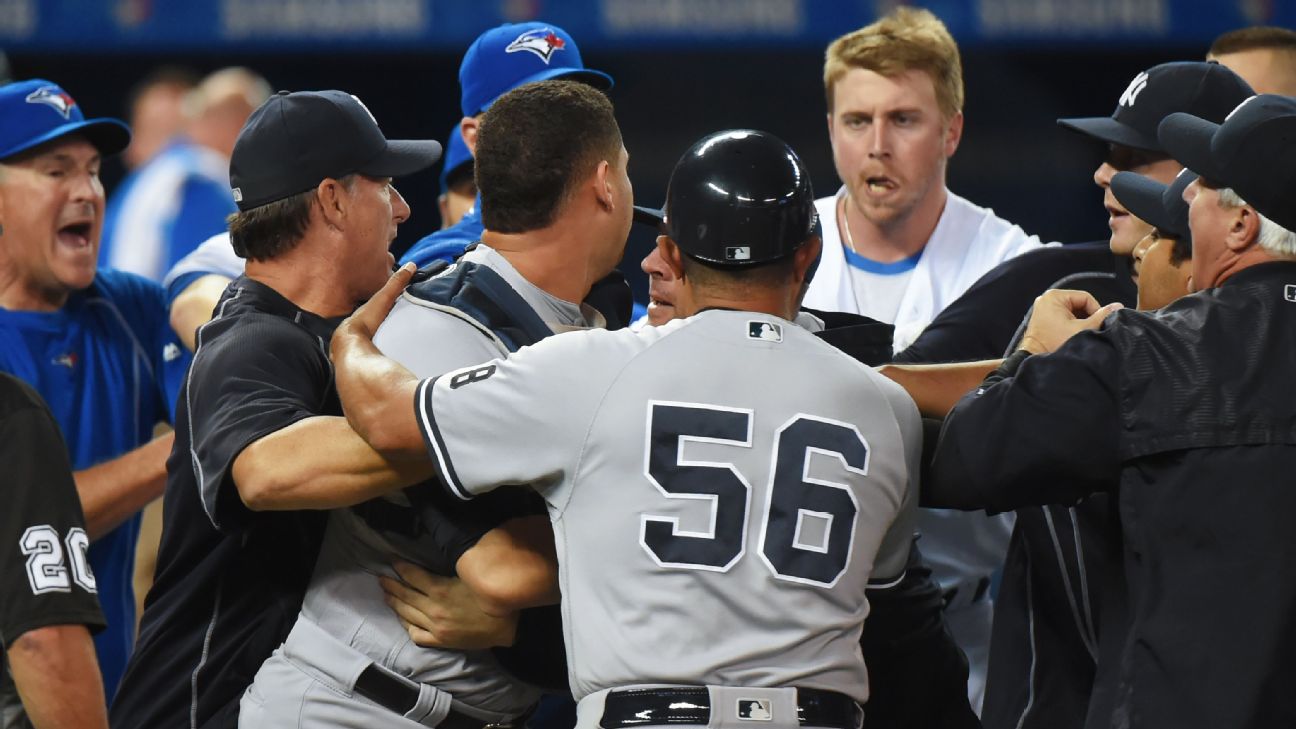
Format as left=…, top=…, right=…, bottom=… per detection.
left=0, top=78, right=191, bottom=714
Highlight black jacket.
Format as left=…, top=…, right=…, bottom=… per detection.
left=930, top=261, right=1296, bottom=729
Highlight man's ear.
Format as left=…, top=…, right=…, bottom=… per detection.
left=1225, top=204, right=1261, bottom=252
left=793, top=235, right=823, bottom=284
left=316, top=178, right=348, bottom=230
left=593, top=159, right=614, bottom=212
left=944, top=111, right=964, bottom=158
left=659, top=236, right=686, bottom=279
left=459, top=116, right=480, bottom=157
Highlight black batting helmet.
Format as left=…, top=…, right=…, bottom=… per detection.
left=634, top=129, right=819, bottom=267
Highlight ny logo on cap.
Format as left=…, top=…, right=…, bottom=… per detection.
left=26, top=86, right=76, bottom=119
left=726, top=246, right=751, bottom=261
left=736, top=699, right=773, bottom=721
left=1119, top=71, right=1150, bottom=108
left=506, top=27, right=567, bottom=64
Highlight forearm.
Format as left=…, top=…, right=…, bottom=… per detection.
left=878, top=360, right=1002, bottom=419
left=169, top=274, right=231, bottom=350
left=233, top=415, right=432, bottom=511
left=9, top=625, right=108, bottom=729
left=456, top=516, right=560, bottom=615
left=74, top=433, right=172, bottom=540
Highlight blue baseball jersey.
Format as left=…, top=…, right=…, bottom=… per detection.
left=399, top=195, right=483, bottom=267
left=0, top=268, right=189, bottom=702
left=101, top=139, right=237, bottom=283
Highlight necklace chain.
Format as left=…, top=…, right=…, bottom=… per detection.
left=838, top=195, right=858, bottom=253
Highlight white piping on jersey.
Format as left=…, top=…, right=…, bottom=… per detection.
left=1016, top=566, right=1039, bottom=729
left=1043, top=508, right=1098, bottom=661
left=191, top=578, right=224, bottom=729
left=188, top=285, right=243, bottom=530
left=866, top=570, right=907, bottom=590
left=418, top=377, right=470, bottom=501
left=398, top=291, right=509, bottom=353
left=1069, top=506, right=1099, bottom=653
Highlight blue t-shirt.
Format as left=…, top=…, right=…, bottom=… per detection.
left=101, top=140, right=237, bottom=283
left=0, top=269, right=190, bottom=702
left=400, top=198, right=483, bottom=267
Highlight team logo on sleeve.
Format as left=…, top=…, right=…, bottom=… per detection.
left=748, top=321, right=782, bottom=342
left=736, top=699, right=773, bottom=721
left=506, top=27, right=567, bottom=64
left=26, top=86, right=77, bottom=119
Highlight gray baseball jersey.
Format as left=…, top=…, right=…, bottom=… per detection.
left=418, top=309, right=920, bottom=703
left=250, top=245, right=603, bottom=718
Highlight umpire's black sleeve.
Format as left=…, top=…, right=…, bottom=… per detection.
left=926, top=330, right=1122, bottom=511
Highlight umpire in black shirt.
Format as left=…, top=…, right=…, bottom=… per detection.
left=110, top=90, right=440, bottom=729
left=929, top=94, right=1296, bottom=729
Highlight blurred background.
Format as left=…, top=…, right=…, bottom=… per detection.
left=3, top=0, right=1291, bottom=298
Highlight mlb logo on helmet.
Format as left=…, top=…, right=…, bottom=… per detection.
left=736, top=698, right=773, bottom=721
left=726, top=246, right=751, bottom=261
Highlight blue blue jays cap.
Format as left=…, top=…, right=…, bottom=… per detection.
left=0, top=79, right=130, bottom=161
left=438, top=124, right=473, bottom=193
left=459, top=22, right=613, bottom=117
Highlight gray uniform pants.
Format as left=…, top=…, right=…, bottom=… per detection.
left=239, top=616, right=516, bottom=729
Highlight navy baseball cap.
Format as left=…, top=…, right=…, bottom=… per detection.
left=0, top=79, right=130, bottom=161
left=1158, top=94, right=1296, bottom=233
left=1058, top=62, right=1253, bottom=153
left=438, top=124, right=473, bottom=194
left=459, top=22, right=613, bottom=117
left=1110, top=168, right=1198, bottom=242
left=230, top=90, right=442, bottom=211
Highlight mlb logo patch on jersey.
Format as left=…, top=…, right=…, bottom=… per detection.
left=1284, top=284, right=1296, bottom=303
left=736, top=699, right=773, bottom=721
left=726, top=246, right=751, bottom=261
left=748, top=321, right=782, bottom=342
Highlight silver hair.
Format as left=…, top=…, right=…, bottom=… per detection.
left=1217, top=187, right=1296, bottom=257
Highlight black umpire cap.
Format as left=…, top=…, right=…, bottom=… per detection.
left=634, top=129, right=820, bottom=267
left=1110, top=168, right=1198, bottom=243
left=229, top=90, right=442, bottom=211
left=1158, top=93, right=1296, bottom=233
left=1057, top=61, right=1253, bottom=153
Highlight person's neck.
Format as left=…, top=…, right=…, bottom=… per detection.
left=1214, top=248, right=1292, bottom=287
left=840, top=185, right=948, bottom=263
left=244, top=246, right=355, bottom=319
left=0, top=267, right=70, bottom=312
left=683, top=289, right=797, bottom=322
left=482, top=225, right=603, bottom=305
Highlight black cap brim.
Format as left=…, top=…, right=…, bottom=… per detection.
left=1110, top=171, right=1174, bottom=236
left=1057, top=116, right=1161, bottom=152
left=633, top=205, right=666, bottom=231
left=357, top=139, right=443, bottom=178
left=1157, top=112, right=1226, bottom=184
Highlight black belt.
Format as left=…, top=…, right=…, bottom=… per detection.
left=353, top=664, right=528, bottom=729
left=601, top=687, right=862, bottom=729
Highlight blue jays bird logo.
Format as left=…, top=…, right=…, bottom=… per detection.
left=26, top=86, right=77, bottom=119
left=53, top=352, right=78, bottom=369
left=506, top=27, right=567, bottom=64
